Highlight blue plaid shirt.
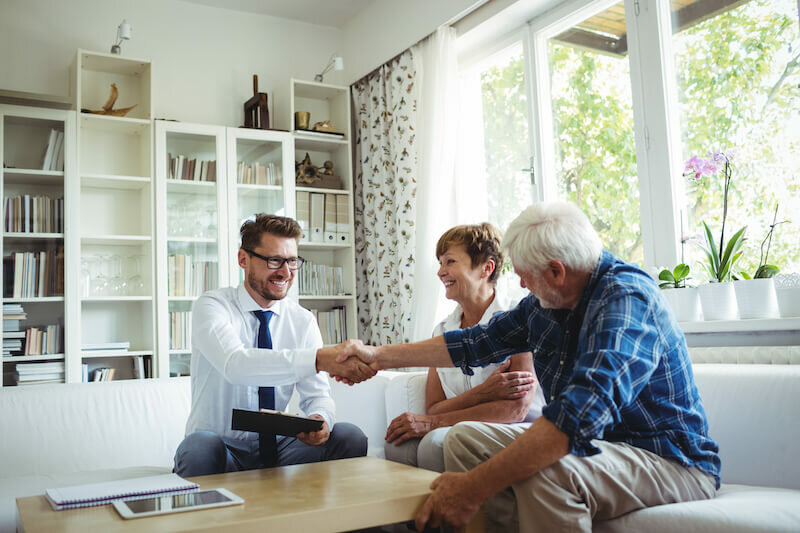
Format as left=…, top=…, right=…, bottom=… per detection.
left=443, top=251, right=721, bottom=487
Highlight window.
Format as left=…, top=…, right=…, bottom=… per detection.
left=545, top=1, right=644, bottom=265
left=673, top=0, right=800, bottom=276
left=459, top=39, right=533, bottom=301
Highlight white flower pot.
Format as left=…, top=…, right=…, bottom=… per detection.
left=776, top=287, right=800, bottom=318
left=698, top=282, right=739, bottom=321
left=662, top=287, right=702, bottom=322
left=734, top=278, right=779, bottom=319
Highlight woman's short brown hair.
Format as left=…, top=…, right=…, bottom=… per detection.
left=240, top=214, right=302, bottom=251
left=435, top=223, right=505, bottom=283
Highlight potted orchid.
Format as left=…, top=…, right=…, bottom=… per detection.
left=734, top=203, right=786, bottom=319
left=683, top=150, right=746, bottom=320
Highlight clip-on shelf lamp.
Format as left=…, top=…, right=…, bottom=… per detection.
left=110, top=20, right=132, bottom=55
left=315, top=55, right=344, bottom=83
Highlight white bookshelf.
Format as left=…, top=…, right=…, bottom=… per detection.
left=290, top=79, right=358, bottom=343
left=71, top=49, right=155, bottom=382
left=225, top=127, right=295, bottom=287
left=154, top=120, right=229, bottom=378
left=0, top=104, right=72, bottom=387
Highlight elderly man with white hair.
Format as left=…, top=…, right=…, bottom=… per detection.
left=331, top=201, right=720, bottom=532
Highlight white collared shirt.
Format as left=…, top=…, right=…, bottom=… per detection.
left=185, top=284, right=335, bottom=440
left=433, top=289, right=546, bottom=422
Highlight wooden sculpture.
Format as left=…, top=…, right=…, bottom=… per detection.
left=83, top=83, right=137, bottom=117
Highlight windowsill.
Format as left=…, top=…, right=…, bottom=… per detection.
left=679, top=317, right=800, bottom=334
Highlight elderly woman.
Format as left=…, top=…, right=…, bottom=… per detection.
left=384, top=223, right=546, bottom=472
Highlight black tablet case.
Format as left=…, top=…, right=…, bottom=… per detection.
left=231, top=408, right=323, bottom=437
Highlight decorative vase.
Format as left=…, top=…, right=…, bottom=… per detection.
left=662, top=287, right=702, bottom=322
left=734, top=278, right=779, bottom=319
left=774, top=273, right=800, bottom=318
left=698, top=282, right=739, bottom=321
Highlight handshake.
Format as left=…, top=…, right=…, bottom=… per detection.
left=316, top=339, right=381, bottom=385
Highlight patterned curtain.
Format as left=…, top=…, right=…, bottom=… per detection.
left=352, top=50, right=418, bottom=345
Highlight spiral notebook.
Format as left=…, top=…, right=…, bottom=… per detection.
left=45, top=473, right=199, bottom=511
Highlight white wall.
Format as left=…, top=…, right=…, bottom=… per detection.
left=0, top=0, right=346, bottom=128
left=342, top=0, right=484, bottom=83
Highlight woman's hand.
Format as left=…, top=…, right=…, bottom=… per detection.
left=474, top=358, right=536, bottom=403
left=385, top=412, right=435, bottom=445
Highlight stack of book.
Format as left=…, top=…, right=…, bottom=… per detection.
left=2, top=303, right=26, bottom=357
left=2, top=246, right=65, bottom=298
left=311, top=306, right=348, bottom=345
left=14, top=361, right=64, bottom=385
left=167, top=255, right=217, bottom=297
left=298, top=260, right=345, bottom=296
left=236, top=161, right=281, bottom=185
left=169, top=311, right=191, bottom=350
left=80, top=341, right=130, bottom=355
left=168, top=154, right=217, bottom=182
left=23, top=324, right=63, bottom=355
left=41, top=129, right=65, bottom=171
left=3, top=194, right=64, bottom=233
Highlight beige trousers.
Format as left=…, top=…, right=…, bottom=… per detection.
left=443, top=422, right=717, bottom=533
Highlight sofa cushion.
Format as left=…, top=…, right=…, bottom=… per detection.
left=595, top=483, right=800, bottom=533
left=692, top=364, right=800, bottom=490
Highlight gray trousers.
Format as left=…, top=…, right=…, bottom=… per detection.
left=443, top=422, right=717, bottom=533
left=383, top=426, right=452, bottom=472
left=173, top=422, right=367, bottom=477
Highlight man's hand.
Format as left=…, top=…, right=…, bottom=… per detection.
left=415, top=472, right=484, bottom=530
left=317, top=343, right=376, bottom=384
left=385, top=412, right=435, bottom=445
left=296, top=414, right=329, bottom=446
left=474, top=358, right=535, bottom=402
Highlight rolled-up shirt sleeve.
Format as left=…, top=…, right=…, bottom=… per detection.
left=192, top=294, right=317, bottom=387
left=444, top=300, right=534, bottom=375
left=541, top=292, right=661, bottom=456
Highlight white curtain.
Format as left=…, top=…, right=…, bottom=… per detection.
left=409, top=26, right=461, bottom=341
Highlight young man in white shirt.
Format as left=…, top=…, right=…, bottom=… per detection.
left=174, top=214, right=373, bottom=476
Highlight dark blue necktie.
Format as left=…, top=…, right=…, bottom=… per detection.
left=253, top=310, right=277, bottom=466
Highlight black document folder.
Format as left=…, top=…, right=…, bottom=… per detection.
left=231, top=408, right=323, bottom=437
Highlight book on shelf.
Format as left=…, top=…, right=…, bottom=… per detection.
left=336, top=194, right=351, bottom=243
left=44, top=473, right=199, bottom=511
left=38, top=129, right=65, bottom=172
left=309, top=192, right=324, bottom=243
left=296, top=191, right=310, bottom=243
left=132, top=356, right=147, bottom=379
left=324, top=194, right=337, bottom=243
left=81, top=341, right=130, bottom=355
left=4, top=194, right=64, bottom=233
left=168, top=153, right=217, bottom=182
left=91, top=367, right=117, bottom=381
left=14, top=361, right=65, bottom=385
left=4, top=246, right=64, bottom=298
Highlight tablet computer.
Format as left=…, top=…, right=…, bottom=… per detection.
left=112, top=488, right=243, bottom=519
left=231, top=408, right=324, bottom=436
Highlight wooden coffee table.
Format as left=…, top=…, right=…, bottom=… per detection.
left=17, top=457, right=483, bottom=532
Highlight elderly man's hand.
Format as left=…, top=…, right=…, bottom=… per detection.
left=316, top=342, right=376, bottom=384
left=415, top=472, right=484, bottom=531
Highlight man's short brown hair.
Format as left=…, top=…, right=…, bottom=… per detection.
left=240, top=214, right=302, bottom=250
left=435, top=223, right=505, bottom=283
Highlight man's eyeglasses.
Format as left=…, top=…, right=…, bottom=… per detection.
left=244, top=249, right=305, bottom=270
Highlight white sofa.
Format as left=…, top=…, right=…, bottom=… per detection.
left=1, top=364, right=798, bottom=532
left=386, top=364, right=800, bottom=533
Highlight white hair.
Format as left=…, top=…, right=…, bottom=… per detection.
left=503, top=201, right=602, bottom=275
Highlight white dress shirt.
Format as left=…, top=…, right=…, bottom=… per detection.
left=185, top=284, right=335, bottom=440
left=432, top=289, right=546, bottom=422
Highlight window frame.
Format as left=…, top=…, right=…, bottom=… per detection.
left=454, top=0, right=799, bottom=344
